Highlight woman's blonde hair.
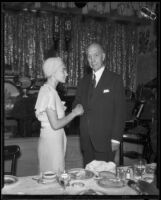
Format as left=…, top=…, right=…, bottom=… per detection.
left=43, top=57, right=63, bottom=78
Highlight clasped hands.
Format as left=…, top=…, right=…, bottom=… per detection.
left=72, top=104, right=84, bottom=117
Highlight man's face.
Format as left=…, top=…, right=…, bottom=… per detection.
left=87, top=44, right=105, bottom=72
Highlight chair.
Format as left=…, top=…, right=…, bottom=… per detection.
left=119, top=100, right=153, bottom=166
left=4, top=145, right=20, bottom=175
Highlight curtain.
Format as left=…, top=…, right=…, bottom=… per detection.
left=4, top=11, right=53, bottom=78
left=4, top=11, right=138, bottom=92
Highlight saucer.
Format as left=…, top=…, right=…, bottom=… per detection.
left=42, top=171, right=56, bottom=180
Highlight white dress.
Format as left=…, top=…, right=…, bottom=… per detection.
left=35, top=83, right=67, bottom=174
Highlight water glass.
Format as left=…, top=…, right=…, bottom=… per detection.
left=116, top=167, right=126, bottom=181
left=145, top=163, right=157, bottom=175
left=133, top=159, right=146, bottom=180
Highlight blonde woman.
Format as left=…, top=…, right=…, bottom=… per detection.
left=35, top=57, right=84, bottom=174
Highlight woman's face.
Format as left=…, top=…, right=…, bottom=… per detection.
left=54, top=62, right=68, bottom=83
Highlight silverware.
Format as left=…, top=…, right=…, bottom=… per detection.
left=32, top=176, right=40, bottom=181
left=32, top=176, right=44, bottom=184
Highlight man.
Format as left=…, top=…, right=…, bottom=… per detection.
left=73, top=43, right=126, bottom=166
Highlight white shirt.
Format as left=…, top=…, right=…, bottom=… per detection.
left=93, top=66, right=120, bottom=146
left=93, top=66, right=105, bottom=87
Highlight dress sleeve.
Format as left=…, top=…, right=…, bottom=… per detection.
left=35, top=86, right=56, bottom=118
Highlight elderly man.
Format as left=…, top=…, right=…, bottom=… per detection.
left=73, top=43, right=126, bottom=166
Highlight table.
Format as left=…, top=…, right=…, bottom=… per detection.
left=2, top=176, right=137, bottom=195
left=2, top=174, right=137, bottom=195
left=2, top=165, right=157, bottom=196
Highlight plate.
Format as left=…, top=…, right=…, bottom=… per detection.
left=97, top=178, right=125, bottom=188
left=67, top=168, right=94, bottom=180
left=4, top=175, right=18, bottom=185
left=99, top=171, right=116, bottom=179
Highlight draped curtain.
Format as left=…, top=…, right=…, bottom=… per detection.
left=4, top=11, right=138, bottom=91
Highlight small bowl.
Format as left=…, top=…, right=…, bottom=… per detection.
left=42, top=171, right=56, bottom=180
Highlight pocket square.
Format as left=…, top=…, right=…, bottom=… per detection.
left=103, top=89, right=110, bottom=93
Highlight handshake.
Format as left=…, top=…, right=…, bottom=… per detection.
left=72, top=104, right=84, bottom=117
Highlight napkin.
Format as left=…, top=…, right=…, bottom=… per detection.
left=85, top=160, right=116, bottom=175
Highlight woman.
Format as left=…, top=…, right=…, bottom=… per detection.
left=35, top=57, right=84, bottom=174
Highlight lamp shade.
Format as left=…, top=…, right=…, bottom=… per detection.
left=19, top=77, right=31, bottom=89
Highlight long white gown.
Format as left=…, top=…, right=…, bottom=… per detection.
left=35, top=83, right=67, bottom=174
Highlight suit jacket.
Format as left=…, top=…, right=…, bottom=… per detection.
left=73, top=68, right=126, bottom=152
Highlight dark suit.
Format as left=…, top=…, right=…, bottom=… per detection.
left=73, top=68, right=126, bottom=165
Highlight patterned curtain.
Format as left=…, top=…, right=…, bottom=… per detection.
left=4, top=11, right=138, bottom=91
left=4, top=11, right=53, bottom=78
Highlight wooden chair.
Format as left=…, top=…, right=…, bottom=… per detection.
left=119, top=101, right=153, bottom=166
left=4, top=145, right=20, bottom=175
left=119, top=127, right=152, bottom=165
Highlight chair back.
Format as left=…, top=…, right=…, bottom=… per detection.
left=4, top=145, right=20, bottom=175
left=120, top=99, right=153, bottom=165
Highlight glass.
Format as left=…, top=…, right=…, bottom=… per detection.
left=145, top=163, right=157, bottom=175
left=133, top=159, right=146, bottom=180
left=116, top=167, right=126, bottom=182
left=144, top=163, right=157, bottom=183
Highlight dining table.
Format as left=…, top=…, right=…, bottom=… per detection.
left=2, top=164, right=158, bottom=196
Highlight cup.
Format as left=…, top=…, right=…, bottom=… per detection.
left=133, top=159, right=146, bottom=180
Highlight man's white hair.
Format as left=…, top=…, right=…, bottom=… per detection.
left=43, top=57, right=63, bottom=78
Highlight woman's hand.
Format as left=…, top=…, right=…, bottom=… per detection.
left=72, top=104, right=84, bottom=116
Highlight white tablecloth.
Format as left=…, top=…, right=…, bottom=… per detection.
left=2, top=175, right=137, bottom=195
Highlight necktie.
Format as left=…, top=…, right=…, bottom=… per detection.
left=92, top=74, right=96, bottom=88
left=88, top=74, right=96, bottom=100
